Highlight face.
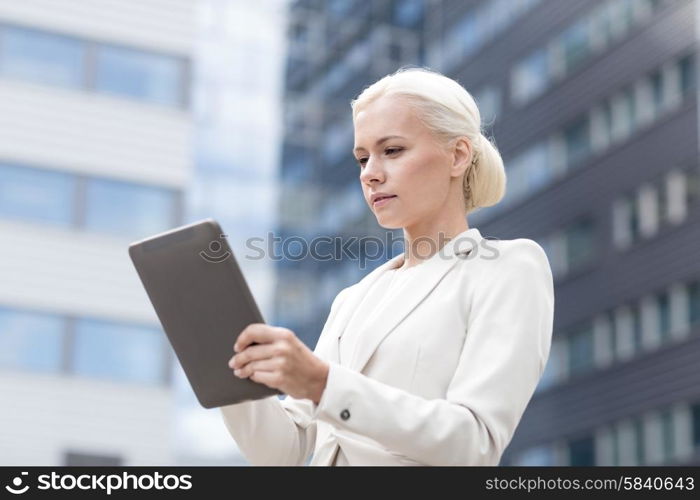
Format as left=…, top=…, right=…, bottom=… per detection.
left=353, top=94, right=464, bottom=229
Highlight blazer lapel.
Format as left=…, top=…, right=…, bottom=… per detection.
left=333, top=228, right=483, bottom=374
left=323, top=254, right=402, bottom=365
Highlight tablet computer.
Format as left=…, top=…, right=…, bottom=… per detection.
left=128, top=218, right=283, bottom=409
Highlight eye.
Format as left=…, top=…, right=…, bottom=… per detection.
left=355, top=147, right=403, bottom=168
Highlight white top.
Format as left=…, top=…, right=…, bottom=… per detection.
left=338, top=264, right=419, bottom=365
left=332, top=263, right=419, bottom=466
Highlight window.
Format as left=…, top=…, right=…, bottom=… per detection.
left=0, top=164, right=75, bottom=225
left=607, top=309, right=618, bottom=358
left=565, top=218, right=595, bottom=271
left=564, top=116, right=591, bottom=168
left=505, top=141, right=553, bottom=207
left=474, top=86, right=501, bottom=128
left=612, top=87, right=636, bottom=141
left=515, top=444, right=556, bottom=466
left=679, top=54, right=695, bottom=94
left=510, top=0, right=662, bottom=107
left=623, top=86, right=637, bottom=130
left=660, top=408, right=675, bottom=463
left=392, top=0, right=424, bottom=27
left=561, top=21, right=591, bottom=74
left=445, top=0, right=541, bottom=71
left=613, top=191, right=642, bottom=250
left=657, top=291, right=671, bottom=341
left=281, top=144, right=314, bottom=184
left=633, top=417, right=645, bottom=465
left=0, top=25, right=85, bottom=88
left=511, top=49, right=549, bottom=104
left=446, top=13, right=478, bottom=63
left=638, top=184, right=659, bottom=238
left=95, top=45, right=185, bottom=107
left=591, top=1, right=617, bottom=47
left=616, top=0, right=637, bottom=35
left=0, top=163, right=179, bottom=238
left=84, top=178, right=176, bottom=238
left=658, top=171, right=673, bottom=225
left=601, top=97, right=614, bottom=127
left=72, top=318, right=167, bottom=385
left=323, top=61, right=351, bottom=97
left=568, top=434, right=595, bottom=466
left=568, top=323, right=594, bottom=376
left=612, top=198, right=628, bottom=248
left=284, top=95, right=320, bottom=142
left=388, top=41, right=403, bottom=62
left=692, top=402, right=700, bottom=447
left=537, top=339, right=563, bottom=392
left=649, top=70, right=664, bottom=117
left=322, top=118, right=352, bottom=166
left=627, top=194, right=640, bottom=243
left=537, top=234, right=566, bottom=278
left=0, top=307, right=64, bottom=373
left=328, top=0, right=356, bottom=18
left=688, top=167, right=700, bottom=206
left=609, top=424, right=621, bottom=465
left=665, top=169, right=687, bottom=224
left=0, top=24, right=188, bottom=108
left=524, top=143, right=554, bottom=191
left=289, top=20, right=310, bottom=45
left=598, top=99, right=614, bottom=148
left=630, top=303, right=644, bottom=352
left=689, top=281, right=700, bottom=328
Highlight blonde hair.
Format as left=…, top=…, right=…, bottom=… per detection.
left=350, top=66, right=506, bottom=215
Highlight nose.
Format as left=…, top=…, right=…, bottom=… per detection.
left=359, top=155, right=385, bottom=185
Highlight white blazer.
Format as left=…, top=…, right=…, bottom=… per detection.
left=220, top=227, right=555, bottom=466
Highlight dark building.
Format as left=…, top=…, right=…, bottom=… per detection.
left=278, top=0, right=700, bottom=465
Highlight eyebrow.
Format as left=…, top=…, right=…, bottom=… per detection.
left=353, top=135, right=406, bottom=154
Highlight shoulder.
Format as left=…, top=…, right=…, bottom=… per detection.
left=493, top=237, right=549, bottom=267
left=473, top=236, right=552, bottom=281
left=330, top=283, right=359, bottom=311
left=463, top=237, right=554, bottom=315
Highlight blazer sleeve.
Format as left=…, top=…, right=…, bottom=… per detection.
left=308, top=240, right=555, bottom=466
left=219, top=286, right=353, bottom=465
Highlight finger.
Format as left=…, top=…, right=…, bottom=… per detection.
left=249, top=369, right=282, bottom=389
left=234, top=323, right=277, bottom=352
left=234, top=359, right=279, bottom=379
left=229, top=343, right=278, bottom=369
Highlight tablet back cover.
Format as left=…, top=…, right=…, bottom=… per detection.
left=129, top=218, right=283, bottom=408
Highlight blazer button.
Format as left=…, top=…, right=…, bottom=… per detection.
left=340, top=409, right=350, bottom=421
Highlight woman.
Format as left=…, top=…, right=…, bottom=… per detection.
left=221, top=67, right=554, bottom=466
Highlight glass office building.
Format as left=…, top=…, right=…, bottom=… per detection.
left=0, top=0, right=194, bottom=465
left=278, top=0, right=700, bottom=465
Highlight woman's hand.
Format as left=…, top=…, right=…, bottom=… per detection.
left=228, top=323, right=329, bottom=404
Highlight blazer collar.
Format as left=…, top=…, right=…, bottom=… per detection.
left=331, top=227, right=483, bottom=373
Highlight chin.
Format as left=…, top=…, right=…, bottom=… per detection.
left=374, top=217, right=404, bottom=230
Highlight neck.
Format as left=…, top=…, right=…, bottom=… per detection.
left=400, top=214, right=469, bottom=269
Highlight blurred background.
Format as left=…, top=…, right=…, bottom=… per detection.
left=0, top=0, right=698, bottom=466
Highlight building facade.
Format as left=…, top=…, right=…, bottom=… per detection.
left=278, top=0, right=700, bottom=465
left=278, top=0, right=426, bottom=347
left=178, top=0, right=288, bottom=466
left=0, top=0, right=194, bottom=465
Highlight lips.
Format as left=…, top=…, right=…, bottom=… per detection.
left=374, top=195, right=396, bottom=203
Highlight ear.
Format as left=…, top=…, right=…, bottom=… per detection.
left=449, top=136, right=473, bottom=179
